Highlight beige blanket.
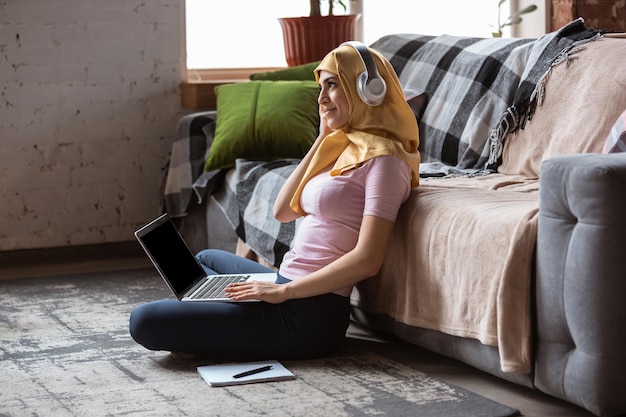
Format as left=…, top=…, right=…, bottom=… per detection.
left=351, top=37, right=626, bottom=374
left=352, top=174, right=539, bottom=373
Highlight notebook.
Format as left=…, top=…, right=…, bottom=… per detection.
left=134, top=213, right=277, bottom=302
left=197, top=360, right=295, bottom=387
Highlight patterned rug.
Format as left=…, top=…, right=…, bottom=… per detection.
left=0, top=269, right=520, bottom=417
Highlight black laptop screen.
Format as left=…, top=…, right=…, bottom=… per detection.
left=137, top=217, right=206, bottom=296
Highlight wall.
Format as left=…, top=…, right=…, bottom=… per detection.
left=0, top=0, right=183, bottom=251
left=514, top=0, right=550, bottom=38
left=551, top=0, right=626, bottom=32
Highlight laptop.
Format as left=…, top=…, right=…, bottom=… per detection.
left=134, top=213, right=277, bottom=302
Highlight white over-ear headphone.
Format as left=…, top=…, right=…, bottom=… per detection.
left=340, top=41, right=387, bottom=106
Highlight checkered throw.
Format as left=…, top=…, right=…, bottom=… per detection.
left=603, top=110, right=626, bottom=154
left=371, top=34, right=534, bottom=172
left=163, top=111, right=218, bottom=218
left=485, top=18, right=602, bottom=169
left=371, top=18, right=601, bottom=173
left=213, top=159, right=300, bottom=267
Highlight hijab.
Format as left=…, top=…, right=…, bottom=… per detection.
left=289, top=43, right=421, bottom=216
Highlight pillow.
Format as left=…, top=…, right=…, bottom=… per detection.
left=249, top=61, right=320, bottom=81
left=204, top=80, right=319, bottom=172
left=602, top=110, right=626, bottom=153
left=499, top=37, right=626, bottom=177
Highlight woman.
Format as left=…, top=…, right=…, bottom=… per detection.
left=129, top=42, right=420, bottom=360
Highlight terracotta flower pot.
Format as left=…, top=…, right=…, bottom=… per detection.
left=278, top=15, right=357, bottom=67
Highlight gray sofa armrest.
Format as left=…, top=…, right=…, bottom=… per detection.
left=536, top=153, right=626, bottom=417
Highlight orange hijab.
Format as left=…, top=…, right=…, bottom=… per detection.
left=289, top=43, right=421, bottom=216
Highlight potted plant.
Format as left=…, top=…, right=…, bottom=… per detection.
left=279, top=1, right=357, bottom=67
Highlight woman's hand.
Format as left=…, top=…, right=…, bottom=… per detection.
left=224, top=281, right=288, bottom=304
left=273, top=120, right=329, bottom=223
left=272, top=103, right=334, bottom=223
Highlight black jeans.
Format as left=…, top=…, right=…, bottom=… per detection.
left=129, top=249, right=351, bottom=359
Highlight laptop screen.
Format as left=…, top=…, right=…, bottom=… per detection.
left=135, top=214, right=206, bottom=296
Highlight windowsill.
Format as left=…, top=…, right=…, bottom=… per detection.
left=180, top=81, right=236, bottom=110
left=181, top=67, right=286, bottom=109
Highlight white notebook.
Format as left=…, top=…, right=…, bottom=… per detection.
left=197, top=360, right=295, bottom=387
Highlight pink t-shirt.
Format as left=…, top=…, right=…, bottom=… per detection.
left=279, top=155, right=412, bottom=297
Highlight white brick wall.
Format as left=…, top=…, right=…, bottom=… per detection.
left=0, top=0, right=184, bottom=250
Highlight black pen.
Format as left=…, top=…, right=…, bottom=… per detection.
left=232, top=365, right=273, bottom=379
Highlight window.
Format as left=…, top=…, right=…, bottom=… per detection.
left=182, top=1, right=544, bottom=108
left=185, top=0, right=506, bottom=71
left=185, top=1, right=309, bottom=69
left=362, top=1, right=504, bottom=42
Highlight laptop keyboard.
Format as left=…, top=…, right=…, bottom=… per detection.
left=191, top=275, right=250, bottom=299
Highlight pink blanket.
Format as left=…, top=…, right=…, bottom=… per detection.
left=352, top=174, right=539, bottom=373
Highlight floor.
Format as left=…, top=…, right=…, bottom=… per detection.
left=0, top=244, right=596, bottom=417
left=347, top=324, right=595, bottom=417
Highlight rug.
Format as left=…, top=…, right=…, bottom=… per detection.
left=0, top=268, right=520, bottom=417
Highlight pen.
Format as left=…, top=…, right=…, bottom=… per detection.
left=232, top=365, right=273, bottom=379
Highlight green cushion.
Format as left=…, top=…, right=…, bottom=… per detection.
left=204, top=80, right=320, bottom=172
left=249, top=61, right=320, bottom=81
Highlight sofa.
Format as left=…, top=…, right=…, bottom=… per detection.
left=164, top=19, right=626, bottom=416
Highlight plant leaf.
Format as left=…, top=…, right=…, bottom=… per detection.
left=503, top=16, right=523, bottom=27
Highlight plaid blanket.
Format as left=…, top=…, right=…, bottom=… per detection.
left=162, top=109, right=297, bottom=265
left=603, top=110, right=626, bottom=154
left=371, top=33, right=534, bottom=173
left=213, top=159, right=300, bottom=267
left=371, top=18, right=601, bottom=174
left=163, top=111, right=218, bottom=218
left=485, top=18, right=602, bottom=169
